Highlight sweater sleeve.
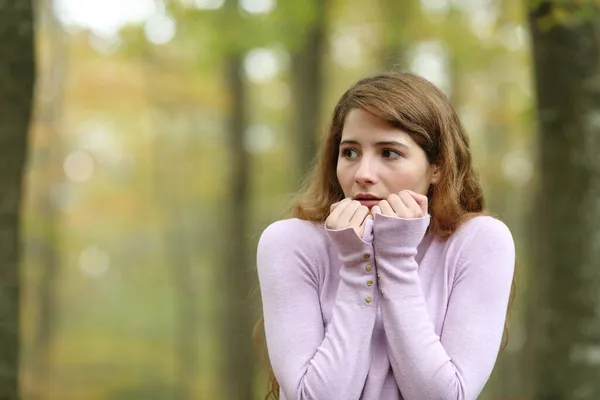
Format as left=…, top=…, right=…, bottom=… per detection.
left=372, top=214, right=515, bottom=400
left=256, top=219, right=380, bottom=400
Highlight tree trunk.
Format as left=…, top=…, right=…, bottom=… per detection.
left=379, top=0, right=414, bottom=71
left=142, top=32, right=199, bottom=398
left=0, top=0, right=36, bottom=398
left=220, top=48, right=255, bottom=400
left=165, top=209, right=197, bottom=400
left=290, top=0, right=327, bottom=183
left=150, top=127, right=198, bottom=400
left=526, top=3, right=600, bottom=399
left=28, top=0, right=64, bottom=395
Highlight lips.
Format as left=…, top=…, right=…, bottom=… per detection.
left=354, top=194, right=382, bottom=208
left=354, top=194, right=382, bottom=201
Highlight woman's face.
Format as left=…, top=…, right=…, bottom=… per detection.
left=336, top=108, right=439, bottom=208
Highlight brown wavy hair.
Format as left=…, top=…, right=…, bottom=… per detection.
left=256, top=71, right=515, bottom=399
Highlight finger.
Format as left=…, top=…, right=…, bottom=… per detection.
left=399, top=191, right=422, bottom=217
left=338, top=200, right=361, bottom=224
left=330, top=200, right=343, bottom=213
left=371, top=205, right=381, bottom=216
left=404, top=190, right=429, bottom=215
left=387, top=194, right=409, bottom=217
left=357, top=213, right=373, bottom=237
left=378, top=200, right=395, bottom=216
left=326, top=198, right=352, bottom=228
left=359, top=214, right=373, bottom=238
left=350, top=205, right=370, bottom=230
left=328, top=198, right=351, bottom=220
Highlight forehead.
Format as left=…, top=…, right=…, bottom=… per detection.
left=341, top=108, right=412, bottom=143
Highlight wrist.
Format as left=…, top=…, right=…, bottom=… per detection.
left=372, top=213, right=430, bottom=254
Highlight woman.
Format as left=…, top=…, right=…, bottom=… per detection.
left=256, top=72, right=515, bottom=400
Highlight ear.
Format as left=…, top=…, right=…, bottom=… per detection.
left=430, top=164, right=441, bottom=185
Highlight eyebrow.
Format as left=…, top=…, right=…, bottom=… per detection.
left=339, top=140, right=410, bottom=149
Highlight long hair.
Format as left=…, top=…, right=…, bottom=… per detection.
left=256, top=72, right=514, bottom=399
left=292, top=71, right=484, bottom=236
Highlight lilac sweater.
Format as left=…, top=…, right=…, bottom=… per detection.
left=256, top=213, right=515, bottom=400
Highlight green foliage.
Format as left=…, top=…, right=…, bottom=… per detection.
left=528, top=0, right=599, bottom=31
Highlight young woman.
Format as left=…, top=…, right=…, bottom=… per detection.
left=256, top=72, right=515, bottom=400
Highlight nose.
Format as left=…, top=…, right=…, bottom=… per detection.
left=354, top=157, right=377, bottom=186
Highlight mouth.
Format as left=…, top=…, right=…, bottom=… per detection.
left=354, top=194, right=382, bottom=208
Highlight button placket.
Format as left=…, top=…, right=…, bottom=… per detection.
left=376, top=271, right=384, bottom=297
left=363, top=253, right=373, bottom=303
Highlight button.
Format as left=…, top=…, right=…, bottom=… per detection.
left=365, top=265, right=372, bottom=272
left=365, top=296, right=372, bottom=304
left=367, top=280, right=373, bottom=287
left=363, top=253, right=371, bottom=260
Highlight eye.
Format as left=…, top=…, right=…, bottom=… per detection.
left=341, top=148, right=359, bottom=160
left=382, top=148, right=401, bottom=159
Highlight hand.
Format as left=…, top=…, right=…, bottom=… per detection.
left=326, top=198, right=373, bottom=238
left=371, top=190, right=428, bottom=219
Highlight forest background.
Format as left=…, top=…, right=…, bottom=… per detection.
left=1, top=0, right=599, bottom=399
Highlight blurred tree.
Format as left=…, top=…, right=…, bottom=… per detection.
left=379, top=0, right=416, bottom=71
left=219, top=1, right=255, bottom=398
left=526, top=2, right=600, bottom=398
left=143, top=38, right=200, bottom=400
left=290, top=0, right=328, bottom=182
left=164, top=185, right=199, bottom=400
left=27, top=0, right=65, bottom=395
left=479, top=3, right=526, bottom=397
left=0, top=0, right=36, bottom=398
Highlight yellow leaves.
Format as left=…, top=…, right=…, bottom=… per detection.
left=532, top=2, right=599, bottom=32
left=536, top=6, right=572, bottom=31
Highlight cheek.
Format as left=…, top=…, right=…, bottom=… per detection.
left=336, top=163, right=349, bottom=185
left=411, top=167, right=433, bottom=195
left=383, top=165, right=429, bottom=193
left=336, top=162, right=354, bottom=196
left=384, top=173, right=412, bottom=191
